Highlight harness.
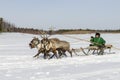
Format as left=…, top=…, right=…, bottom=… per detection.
left=44, top=41, right=51, bottom=51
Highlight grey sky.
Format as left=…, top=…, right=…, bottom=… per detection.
left=0, top=0, right=120, bottom=30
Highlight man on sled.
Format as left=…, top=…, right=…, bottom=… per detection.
left=90, top=33, right=106, bottom=55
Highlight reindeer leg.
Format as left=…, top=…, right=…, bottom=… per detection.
left=49, top=54, right=55, bottom=59
left=43, top=52, right=47, bottom=59
left=49, top=50, right=58, bottom=59
left=46, top=53, right=50, bottom=58
left=62, top=51, right=67, bottom=57
left=61, top=50, right=67, bottom=57
left=59, top=51, right=62, bottom=58
left=33, top=50, right=41, bottom=58
left=68, top=50, right=72, bottom=57
left=54, top=51, right=58, bottom=59
left=57, top=49, right=62, bottom=58
left=58, top=49, right=67, bottom=58
left=44, top=51, right=49, bottom=59
left=46, top=51, right=51, bottom=59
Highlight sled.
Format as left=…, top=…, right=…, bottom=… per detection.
left=72, top=44, right=113, bottom=55
left=81, top=44, right=113, bottom=55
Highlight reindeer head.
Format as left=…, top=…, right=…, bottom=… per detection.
left=40, top=31, right=51, bottom=46
left=29, top=37, right=40, bottom=48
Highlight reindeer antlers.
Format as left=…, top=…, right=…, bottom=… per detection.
left=40, top=31, right=45, bottom=38
left=40, top=31, right=51, bottom=39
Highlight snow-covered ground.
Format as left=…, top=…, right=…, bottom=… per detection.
left=0, top=32, right=120, bottom=80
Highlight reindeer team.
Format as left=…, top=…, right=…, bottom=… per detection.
left=29, top=32, right=76, bottom=59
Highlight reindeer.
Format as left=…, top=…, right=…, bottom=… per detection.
left=29, top=37, right=50, bottom=59
left=49, top=39, right=72, bottom=59
left=40, top=33, right=72, bottom=59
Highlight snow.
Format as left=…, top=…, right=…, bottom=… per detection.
left=0, top=32, right=120, bottom=80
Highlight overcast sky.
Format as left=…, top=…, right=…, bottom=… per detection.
left=0, top=0, right=120, bottom=30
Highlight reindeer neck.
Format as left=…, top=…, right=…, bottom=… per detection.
left=35, top=40, right=40, bottom=49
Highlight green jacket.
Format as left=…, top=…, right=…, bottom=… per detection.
left=90, top=37, right=106, bottom=46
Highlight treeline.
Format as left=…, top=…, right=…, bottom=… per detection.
left=55, top=29, right=120, bottom=34
left=0, top=18, right=120, bottom=34
left=0, top=18, right=44, bottom=34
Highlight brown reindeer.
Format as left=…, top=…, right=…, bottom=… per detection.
left=41, top=37, right=72, bottom=59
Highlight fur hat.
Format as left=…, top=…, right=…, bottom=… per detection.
left=95, top=33, right=100, bottom=36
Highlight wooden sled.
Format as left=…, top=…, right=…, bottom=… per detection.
left=81, top=44, right=113, bottom=55
left=72, top=44, right=113, bottom=55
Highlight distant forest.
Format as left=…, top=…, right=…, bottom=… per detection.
left=0, top=18, right=120, bottom=34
